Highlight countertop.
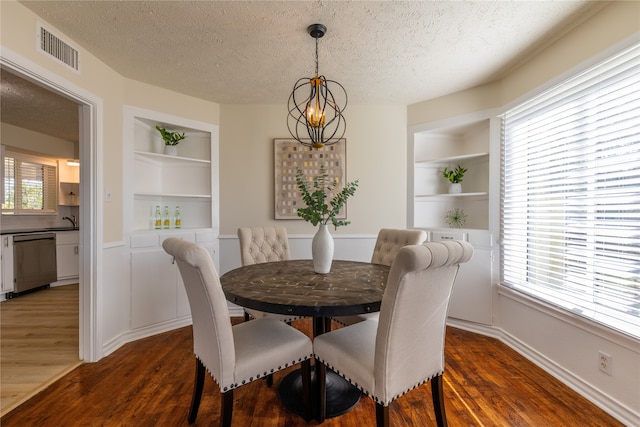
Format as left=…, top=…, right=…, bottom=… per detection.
left=1, top=227, right=79, bottom=235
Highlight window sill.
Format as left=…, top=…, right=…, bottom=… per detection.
left=497, top=284, right=639, bottom=349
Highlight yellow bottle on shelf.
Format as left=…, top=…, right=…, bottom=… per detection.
left=174, top=206, right=181, bottom=229
left=154, top=205, right=162, bottom=229
left=163, top=206, right=170, bottom=229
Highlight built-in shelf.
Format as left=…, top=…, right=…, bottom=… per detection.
left=134, top=150, right=211, bottom=165
left=124, top=105, right=219, bottom=232
left=411, top=118, right=491, bottom=231
left=416, top=151, right=489, bottom=166
left=415, top=192, right=488, bottom=199
left=134, top=193, right=212, bottom=199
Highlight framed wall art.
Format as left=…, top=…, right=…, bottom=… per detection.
left=274, top=138, right=346, bottom=219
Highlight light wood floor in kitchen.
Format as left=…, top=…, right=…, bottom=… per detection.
left=0, top=284, right=80, bottom=416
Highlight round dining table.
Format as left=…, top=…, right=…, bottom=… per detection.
left=220, top=259, right=389, bottom=421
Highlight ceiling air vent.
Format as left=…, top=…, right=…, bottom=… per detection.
left=36, top=23, right=80, bottom=73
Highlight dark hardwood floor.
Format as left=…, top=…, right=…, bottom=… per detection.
left=1, top=318, right=623, bottom=426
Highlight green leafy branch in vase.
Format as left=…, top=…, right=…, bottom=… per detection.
left=295, top=166, right=359, bottom=229
left=441, top=164, right=467, bottom=184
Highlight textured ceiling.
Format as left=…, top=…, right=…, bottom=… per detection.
left=1, top=69, right=80, bottom=143
left=3, top=1, right=607, bottom=142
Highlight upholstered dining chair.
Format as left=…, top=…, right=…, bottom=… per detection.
left=314, top=240, right=473, bottom=427
left=333, top=228, right=427, bottom=326
left=238, top=226, right=303, bottom=323
left=162, top=238, right=312, bottom=426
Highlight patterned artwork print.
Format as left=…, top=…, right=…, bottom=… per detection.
left=274, top=138, right=346, bottom=219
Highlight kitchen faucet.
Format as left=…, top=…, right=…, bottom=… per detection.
left=63, top=215, right=77, bottom=229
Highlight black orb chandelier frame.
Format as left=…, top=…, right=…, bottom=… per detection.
left=287, top=24, right=347, bottom=149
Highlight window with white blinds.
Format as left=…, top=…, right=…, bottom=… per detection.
left=2, top=150, right=58, bottom=214
left=500, top=42, right=640, bottom=338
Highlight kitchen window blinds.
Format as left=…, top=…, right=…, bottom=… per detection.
left=2, top=150, right=57, bottom=214
left=500, top=42, right=640, bottom=338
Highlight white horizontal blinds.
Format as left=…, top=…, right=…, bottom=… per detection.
left=3, top=156, right=15, bottom=210
left=2, top=151, right=58, bottom=214
left=501, top=43, right=640, bottom=338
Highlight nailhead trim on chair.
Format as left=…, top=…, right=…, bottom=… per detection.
left=244, top=311, right=302, bottom=323
left=314, top=355, right=442, bottom=406
left=201, top=354, right=312, bottom=392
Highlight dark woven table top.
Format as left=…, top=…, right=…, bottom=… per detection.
left=220, top=260, right=389, bottom=317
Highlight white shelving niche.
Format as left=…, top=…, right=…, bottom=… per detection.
left=131, top=115, right=213, bottom=231
left=124, top=106, right=220, bottom=331
left=409, top=113, right=497, bottom=326
left=413, top=120, right=490, bottom=231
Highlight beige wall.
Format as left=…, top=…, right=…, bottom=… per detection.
left=2, top=1, right=124, bottom=242
left=1, top=2, right=220, bottom=243
left=122, top=79, right=220, bottom=126
left=501, top=1, right=639, bottom=106
left=220, top=103, right=407, bottom=235
left=408, top=1, right=639, bottom=124
left=0, top=122, right=76, bottom=158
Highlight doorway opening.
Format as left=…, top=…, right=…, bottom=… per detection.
left=0, top=53, right=99, bottom=414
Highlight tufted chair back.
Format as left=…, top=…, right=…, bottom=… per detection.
left=332, top=228, right=427, bottom=327
left=162, top=237, right=236, bottom=388
left=162, top=237, right=313, bottom=426
left=237, top=226, right=300, bottom=323
left=375, top=241, right=473, bottom=404
left=371, top=228, right=427, bottom=266
left=313, top=240, right=474, bottom=426
left=238, top=226, right=291, bottom=266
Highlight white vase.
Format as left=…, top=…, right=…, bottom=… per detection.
left=164, top=145, right=178, bottom=156
left=312, top=224, right=334, bottom=274
left=448, top=183, right=462, bottom=194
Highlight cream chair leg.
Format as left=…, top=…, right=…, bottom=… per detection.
left=431, top=374, right=448, bottom=427
left=188, top=359, right=206, bottom=423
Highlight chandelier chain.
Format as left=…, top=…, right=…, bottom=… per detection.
left=315, top=36, right=319, bottom=76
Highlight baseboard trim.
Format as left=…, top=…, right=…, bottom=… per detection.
left=446, top=318, right=638, bottom=426
left=102, top=316, right=193, bottom=358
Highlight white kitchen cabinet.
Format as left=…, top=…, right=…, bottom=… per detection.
left=58, top=160, right=80, bottom=183
left=427, top=229, right=493, bottom=325
left=131, top=248, right=182, bottom=329
left=1, top=235, right=14, bottom=293
left=129, top=230, right=216, bottom=329
left=56, top=231, right=79, bottom=280
left=58, top=160, right=80, bottom=206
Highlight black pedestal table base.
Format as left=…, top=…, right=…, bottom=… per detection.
left=278, top=366, right=361, bottom=420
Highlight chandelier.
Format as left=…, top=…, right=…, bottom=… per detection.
left=287, top=24, right=347, bottom=149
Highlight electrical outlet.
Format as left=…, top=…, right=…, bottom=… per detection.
left=599, top=351, right=613, bottom=375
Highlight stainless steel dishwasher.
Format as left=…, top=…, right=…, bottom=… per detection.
left=11, top=233, right=57, bottom=296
